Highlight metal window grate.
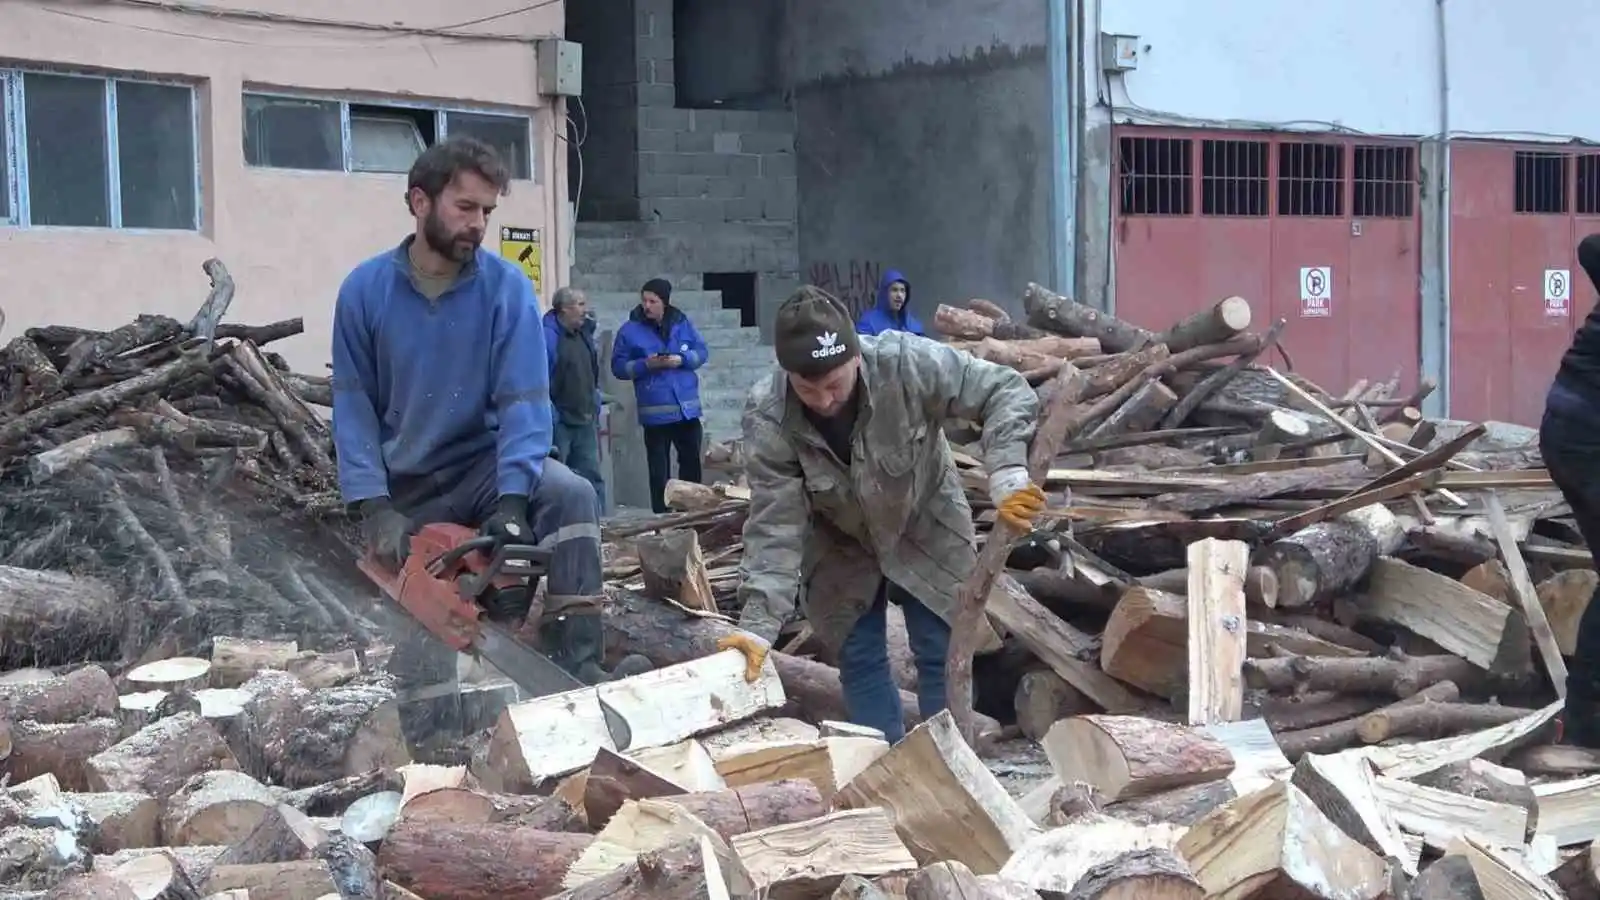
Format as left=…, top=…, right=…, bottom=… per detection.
left=1118, top=136, right=1193, bottom=216
left=1514, top=151, right=1568, bottom=214
left=1352, top=145, right=1414, bottom=218
left=1277, top=142, right=1344, bottom=217
left=1200, top=139, right=1268, bottom=216
left=1576, top=154, right=1600, bottom=215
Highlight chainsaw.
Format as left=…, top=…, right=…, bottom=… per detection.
left=357, top=522, right=633, bottom=750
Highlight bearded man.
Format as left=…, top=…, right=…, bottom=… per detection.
left=331, top=136, right=628, bottom=742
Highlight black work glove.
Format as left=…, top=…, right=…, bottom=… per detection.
left=358, top=498, right=413, bottom=568
left=480, top=494, right=533, bottom=545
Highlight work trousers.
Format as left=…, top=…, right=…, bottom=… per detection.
left=643, top=417, right=704, bottom=513
left=1541, top=380, right=1600, bottom=745
left=554, top=417, right=605, bottom=512
left=836, top=579, right=951, bottom=744
left=386, top=451, right=604, bottom=710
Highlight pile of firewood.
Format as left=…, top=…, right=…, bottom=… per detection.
left=589, top=285, right=1600, bottom=896
left=0, top=260, right=377, bottom=670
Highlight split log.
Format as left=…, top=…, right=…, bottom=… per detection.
left=834, top=710, right=1039, bottom=874
left=546, top=835, right=747, bottom=900
left=285, top=649, right=361, bottom=689
left=1258, top=503, right=1405, bottom=608
left=1553, top=841, right=1600, bottom=900
left=1288, top=752, right=1412, bottom=875
left=1083, top=379, right=1178, bottom=439
left=1537, top=567, right=1596, bottom=656
left=1411, top=758, right=1537, bottom=842
left=1176, top=780, right=1389, bottom=899
left=279, top=768, right=405, bottom=817
left=998, top=814, right=1187, bottom=894
left=485, top=649, right=783, bottom=788
left=101, top=851, right=202, bottom=900
left=1062, top=847, right=1203, bottom=900
left=713, top=737, right=887, bottom=804
left=633, top=528, right=717, bottom=614
left=85, top=712, right=238, bottom=800
left=0, top=665, right=117, bottom=724
left=582, top=746, right=689, bottom=829
left=0, top=567, right=123, bottom=668
left=602, top=589, right=1000, bottom=740
left=376, top=822, right=593, bottom=900
left=1023, top=284, right=1154, bottom=353
left=1013, top=670, right=1096, bottom=742
left=162, top=769, right=278, bottom=846
left=1154, top=296, right=1252, bottom=354
left=29, top=427, right=141, bottom=480
left=1354, top=557, right=1527, bottom=671
left=563, top=797, right=733, bottom=889
left=1041, top=715, right=1234, bottom=802
left=1186, top=538, right=1249, bottom=726
left=730, top=808, right=918, bottom=899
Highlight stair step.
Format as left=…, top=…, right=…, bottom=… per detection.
left=572, top=273, right=703, bottom=293
left=590, top=306, right=747, bottom=332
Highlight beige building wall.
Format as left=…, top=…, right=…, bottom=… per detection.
left=0, top=0, right=570, bottom=374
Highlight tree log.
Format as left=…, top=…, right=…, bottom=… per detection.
left=545, top=837, right=737, bottom=900
left=1355, top=701, right=1535, bottom=744
left=1272, top=680, right=1460, bottom=760
left=601, top=589, right=1000, bottom=737
left=162, top=769, right=278, bottom=847
left=1014, top=670, right=1096, bottom=742
left=951, top=336, right=1103, bottom=371
left=668, top=779, right=828, bottom=841
left=1023, top=284, right=1154, bottom=353
left=68, top=790, right=161, bottom=853
left=1083, top=380, right=1178, bottom=439
left=85, top=712, right=238, bottom=800
left=377, top=822, right=592, bottom=900
left=1063, top=847, right=1203, bottom=900
left=934, top=305, right=1049, bottom=341
left=1041, top=715, right=1234, bottom=802
left=1258, top=503, right=1404, bottom=608
left=43, top=872, right=140, bottom=900
left=232, top=671, right=410, bottom=789
left=209, top=637, right=299, bottom=689
left=0, top=665, right=118, bottom=724
left=7, top=717, right=121, bottom=790
left=0, top=568, right=123, bottom=669
left=1154, top=297, right=1252, bottom=355
left=1243, top=654, right=1476, bottom=697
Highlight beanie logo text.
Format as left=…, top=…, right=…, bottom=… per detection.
left=812, top=331, right=848, bottom=359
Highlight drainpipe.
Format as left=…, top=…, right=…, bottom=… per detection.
left=1048, top=0, right=1077, bottom=297
left=1428, top=0, right=1452, bottom=417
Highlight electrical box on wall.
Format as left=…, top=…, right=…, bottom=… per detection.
left=1100, top=33, right=1139, bottom=72
left=537, top=39, right=583, bottom=96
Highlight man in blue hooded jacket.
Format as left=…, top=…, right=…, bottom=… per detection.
left=856, top=269, right=925, bottom=337
left=611, top=278, right=711, bottom=513
left=332, top=137, right=635, bottom=739
left=543, top=286, right=605, bottom=508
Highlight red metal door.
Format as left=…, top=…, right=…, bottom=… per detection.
left=1113, top=127, right=1422, bottom=399
left=1448, top=142, right=1596, bottom=425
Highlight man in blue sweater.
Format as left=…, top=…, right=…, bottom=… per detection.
left=331, top=136, right=629, bottom=730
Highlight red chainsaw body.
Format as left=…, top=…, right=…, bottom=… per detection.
left=356, top=522, right=532, bottom=653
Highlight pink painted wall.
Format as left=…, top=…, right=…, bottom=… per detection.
left=0, top=0, right=569, bottom=374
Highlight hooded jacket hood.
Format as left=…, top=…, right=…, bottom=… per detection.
left=856, top=269, right=925, bottom=336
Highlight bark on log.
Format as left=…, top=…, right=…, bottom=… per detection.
left=1272, top=680, right=1460, bottom=760
left=1023, top=284, right=1154, bottom=353
left=545, top=837, right=732, bottom=900
left=0, top=568, right=123, bottom=669
left=1154, top=297, right=1252, bottom=355
left=951, top=336, right=1103, bottom=371
left=1063, top=847, right=1203, bottom=900
left=1355, top=701, right=1536, bottom=744
left=0, top=665, right=118, bottom=723
left=1041, top=715, right=1234, bottom=802
left=669, top=779, right=828, bottom=841
left=1243, top=653, right=1477, bottom=697
left=377, top=822, right=592, bottom=900
left=1258, top=503, right=1405, bottom=608
left=85, top=712, right=238, bottom=800
left=43, top=872, right=141, bottom=900
left=1014, top=670, right=1097, bottom=742
left=161, top=769, right=278, bottom=846
left=1082, top=379, right=1178, bottom=439
left=934, top=304, right=1050, bottom=341
left=602, top=589, right=1000, bottom=737
left=7, top=717, right=121, bottom=790
left=231, top=671, right=410, bottom=789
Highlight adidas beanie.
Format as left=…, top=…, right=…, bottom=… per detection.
left=773, top=286, right=861, bottom=377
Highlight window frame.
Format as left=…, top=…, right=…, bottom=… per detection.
left=0, top=64, right=201, bottom=232
left=241, top=88, right=538, bottom=182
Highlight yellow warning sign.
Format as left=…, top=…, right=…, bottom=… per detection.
left=499, top=226, right=542, bottom=296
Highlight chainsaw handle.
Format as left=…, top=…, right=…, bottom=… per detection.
left=429, top=535, right=501, bottom=574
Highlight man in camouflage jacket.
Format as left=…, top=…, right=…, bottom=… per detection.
left=716, top=287, right=1046, bottom=741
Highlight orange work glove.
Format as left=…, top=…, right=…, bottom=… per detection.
left=716, top=633, right=770, bottom=682
left=996, top=483, right=1047, bottom=530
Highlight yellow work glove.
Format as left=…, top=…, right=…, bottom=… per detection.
left=717, top=633, right=770, bottom=682
left=990, top=465, right=1046, bottom=530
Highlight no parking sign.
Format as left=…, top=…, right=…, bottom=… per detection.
left=1545, top=268, right=1571, bottom=318
left=1300, top=267, right=1332, bottom=318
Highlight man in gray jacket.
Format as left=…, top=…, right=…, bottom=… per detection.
left=716, top=287, right=1045, bottom=741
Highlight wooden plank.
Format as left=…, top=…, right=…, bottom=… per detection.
left=1533, top=775, right=1600, bottom=847
left=1486, top=491, right=1570, bottom=699
left=1440, top=468, right=1554, bottom=489
left=1263, top=469, right=1441, bottom=539
left=1185, top=538, right=1249, bottom=726
left=987, top=575, right=1147, bottom=713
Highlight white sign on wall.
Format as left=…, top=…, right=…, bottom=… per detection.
left=1300, top=266, right=1332, bottom=318
left=1545, top=268, right=1572, bottom=318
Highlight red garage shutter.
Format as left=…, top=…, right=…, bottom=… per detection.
left=1113, top=126, right=1422, bottom=398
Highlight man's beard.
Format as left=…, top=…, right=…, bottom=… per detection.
left=423, top=210, right=481, bottom=262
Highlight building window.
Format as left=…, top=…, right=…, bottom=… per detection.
left=1575, top=154, right=1600, bottom=215
left=1353, top=145, right=1414, bottom=218
left=242, top=91, right=534, bottom=181
left=1118, top=136, right=1193, bottom=216
left=1201, top=139, right=1268, bottom=217
left=0, top=69, right=198, bottom=230
left=1514, top=151, right=1568, bottom=214
left=1277, top=142, right=1344, bottom=217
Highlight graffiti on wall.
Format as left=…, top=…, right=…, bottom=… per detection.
left=807, top=259, right=883, bottom=319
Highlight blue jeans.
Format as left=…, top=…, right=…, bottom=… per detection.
left=553, top=418, right=605, bottom=512
left=837, top=580, right=951, bottom=743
